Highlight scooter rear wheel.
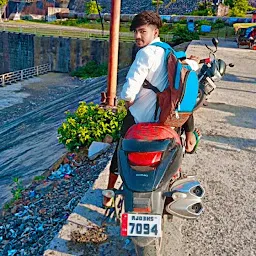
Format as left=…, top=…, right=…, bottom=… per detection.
left=133, top=215, right=183, bottom=256
left=133, top=218, right=164, bottom=256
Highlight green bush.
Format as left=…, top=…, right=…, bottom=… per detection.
left=71, top=61, right=108, bottom=79
left=212, top=19, right=225, bottom=29
left=85, top=0, right=102, bottom=15
left=172, top=25, right=200, bottom=45
left=58, top=101, right=127, bottom=151
left=195, top=19, right=212, bottom=26
left=160, top=24, right=172, bottom=33
left=188, top=9, right=213, bottom=16
left=175, top=19, right=187, bottom=25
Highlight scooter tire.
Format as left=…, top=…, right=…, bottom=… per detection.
left=133, top=237, right=162, bottom=256
left=133, top=216, right=183, bottom=256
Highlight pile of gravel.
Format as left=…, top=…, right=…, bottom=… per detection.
left=0, top=146, right=115, bottom=256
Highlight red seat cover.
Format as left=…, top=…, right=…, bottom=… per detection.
left=124, top=123, right=181, bottom=166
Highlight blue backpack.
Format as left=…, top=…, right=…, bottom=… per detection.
left=143, top=42, right=199, bottom=127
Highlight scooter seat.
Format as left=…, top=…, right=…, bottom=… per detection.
left=125, top=123, right=181, bottom=144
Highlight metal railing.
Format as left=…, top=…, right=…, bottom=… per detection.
left=0, top=63, right=51, bottom=87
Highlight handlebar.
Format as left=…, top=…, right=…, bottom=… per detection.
left=199, top=58, right=211, bottom=64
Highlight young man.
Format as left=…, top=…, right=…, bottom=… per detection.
left=103, top=11, right=200, bottom=206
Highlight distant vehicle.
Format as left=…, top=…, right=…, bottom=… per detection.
left=234, top=23, right=256, bottom=49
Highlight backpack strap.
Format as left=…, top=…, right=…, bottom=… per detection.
left=151, top=41, right=187, bottom=90
left=143, top=80, right=160, bottom=120
left=151, top=42, right=187, bottom=60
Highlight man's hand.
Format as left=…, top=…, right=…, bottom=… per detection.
left=125, top=100, right=134, bottom=109
left=188, top=55, right=200, bottom=64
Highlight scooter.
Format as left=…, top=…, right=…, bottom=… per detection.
left=194, top=38, right=234, bottom=110
left=103, top=122, right=204, bottom=255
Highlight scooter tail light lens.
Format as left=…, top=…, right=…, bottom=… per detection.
left=128, top=152, right=162, bottom=167
left=133, top=207, right=152, bottom=213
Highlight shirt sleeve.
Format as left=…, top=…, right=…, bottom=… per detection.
left=184, top=59, right=199, bottom=71
left=121, top=47, right=155, bottom=102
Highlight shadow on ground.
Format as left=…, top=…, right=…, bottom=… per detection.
left=206, top=102, right=256, bottom=130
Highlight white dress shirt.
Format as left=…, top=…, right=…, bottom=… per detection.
left=120, top=38, right=199, bottom=124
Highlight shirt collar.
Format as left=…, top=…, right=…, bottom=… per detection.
left=149, top=37, right=161, bottom=45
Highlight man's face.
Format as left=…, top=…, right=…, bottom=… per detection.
left=133, top=24, right=159, bottom=48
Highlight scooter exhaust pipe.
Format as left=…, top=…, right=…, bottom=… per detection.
left=165, top=176, right=205, bottom=219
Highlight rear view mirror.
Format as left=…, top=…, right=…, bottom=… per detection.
left=212, top=38, right=219, bottom=48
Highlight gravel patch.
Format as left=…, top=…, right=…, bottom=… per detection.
left=0, top=146, right=115, bottom=256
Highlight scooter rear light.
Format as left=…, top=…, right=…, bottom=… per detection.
left=133, top=196, right=151, bottom=213
left=133, top=207, right=151, bottom=213
left=128, top=152, right=162, bottom=167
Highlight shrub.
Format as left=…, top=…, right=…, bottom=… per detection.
left=160, top=24, right=172, bottom=33
left=175, top=19, right=187, bottom=24
left=71, top=61, right=108, bottom=79
left=188, top=9, right=213, bottom=16
left=57, top=101, right=127, bottom=151
left=85, top=0, right=102, bottom=15
left=212, top=19, right=225, bottom=29
left=172, top=25, right=200, bottom=45
left=195, top=19, right=212, bottom=26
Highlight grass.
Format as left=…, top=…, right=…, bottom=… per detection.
left=33, top=175, right=45, bottom=181
left=200, top=26, right=235, bottom=38
left=0, top=20, right=135, bottom=41
left=1, top=20, right=236, bottom=42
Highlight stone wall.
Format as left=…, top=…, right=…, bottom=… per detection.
left=0, top=32, right=34, bottom=74
left=0, top=32, right=134, bottom=74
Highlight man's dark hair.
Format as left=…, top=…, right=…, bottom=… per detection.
left=130, top=11, right=162, bottom=31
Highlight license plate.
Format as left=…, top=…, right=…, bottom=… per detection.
left=121, top=213, right=162, bottom=237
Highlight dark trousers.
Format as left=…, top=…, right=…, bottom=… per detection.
left=109, top=111, right=194, bottom=174
left=110, top=111, right=135, bottom=174
left=183, top=114, right=194, bottom=133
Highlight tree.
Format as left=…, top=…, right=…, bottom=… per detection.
left=230, top=0, right=249, bottom=17
left=225, top=0, right=235, bottom=8
left=85, top=0, right=102, bottom=15
left=152, top=0, right=163, bottom=14
left=0, top=0, right=8, bottom=22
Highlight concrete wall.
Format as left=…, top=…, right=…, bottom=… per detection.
left=0, top=32, right=134, bottom=74
left=0, top=32, right=34, bottom=74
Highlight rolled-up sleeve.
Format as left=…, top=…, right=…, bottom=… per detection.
left=121, top=47, right=154, bottom=102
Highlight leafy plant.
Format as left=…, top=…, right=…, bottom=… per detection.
left=71, top=61, right=108, bottom=79
left=11, top=177, right=24, bottom=201
left=85, top=0, right=102, bottom=15
left=230, top=0, right=249, bottom=17
left=58, top=101, right=127, bottom=151
left=160, top=23, right=173, bottom=33
left=188, top=8, right=213, bottom=16
left=4, top=199, right=15, bottom=210
left=212, top=19, right=225, bottom=29
left=34, top=175, right=45, bottom=181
